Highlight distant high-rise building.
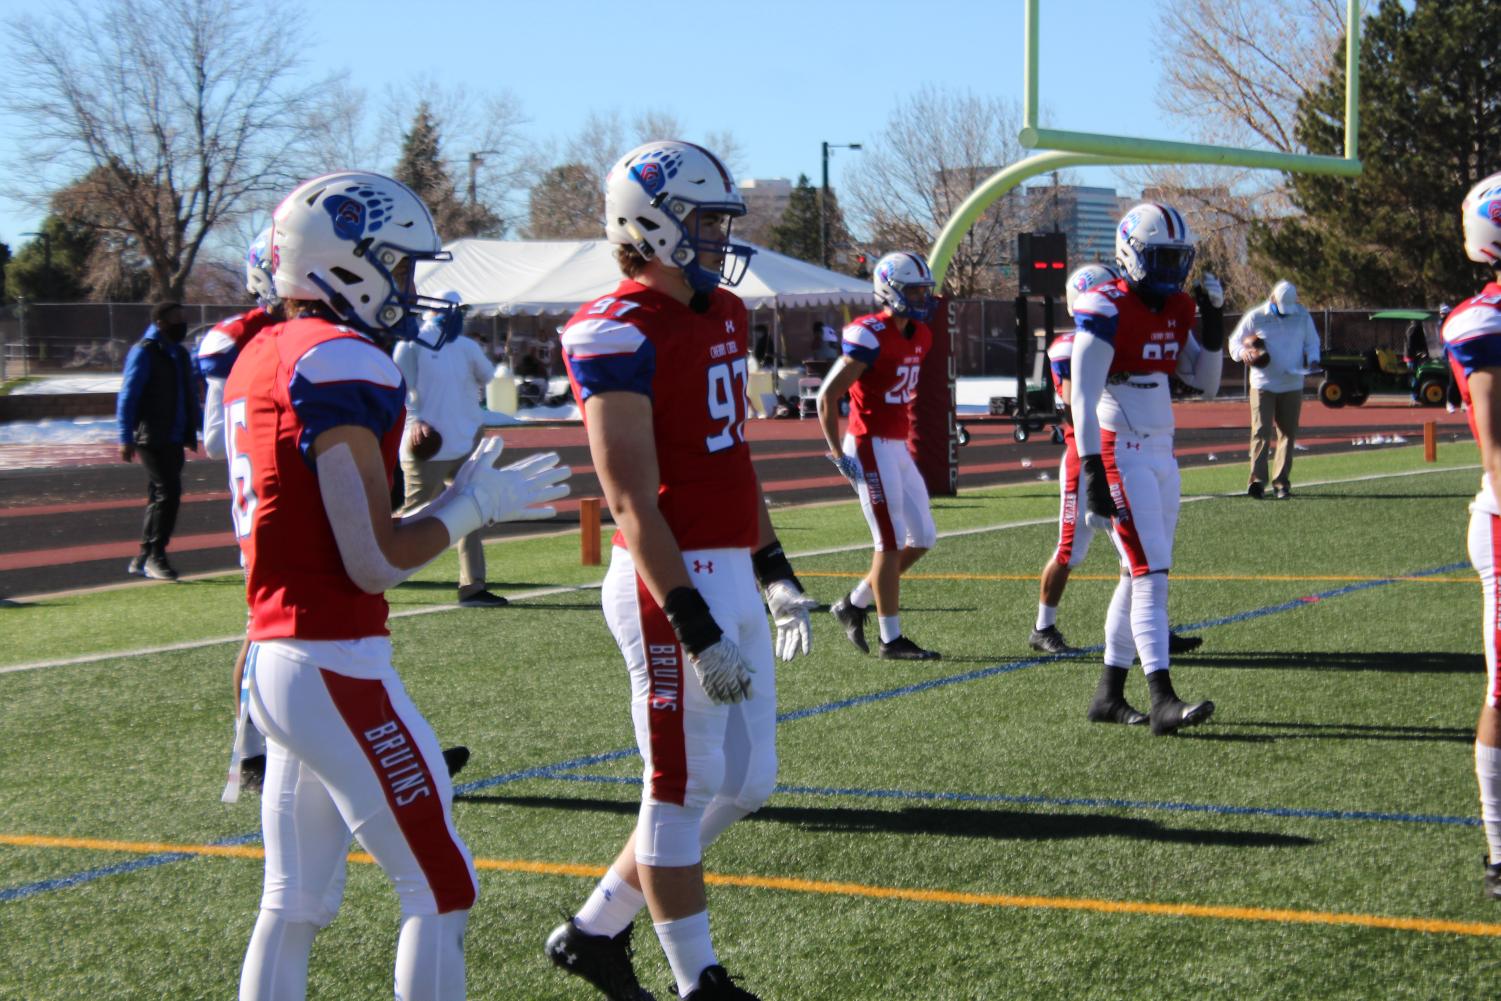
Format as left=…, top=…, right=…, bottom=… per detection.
left=1025, top=183, right=1122, bottom=266
left=737, top=177, right=793, bottom=246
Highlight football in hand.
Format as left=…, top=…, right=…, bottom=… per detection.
left=408, top=421, right=443, bottom=460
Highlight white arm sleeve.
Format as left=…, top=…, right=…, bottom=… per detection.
left=1175, top=333, right=1223, bottom=397
left=202, top=377, right=227, bottom=460
left=1227, top=313, right=1255, bottom=363
left=393, top=341, right=421, bottom=412
left=315, top=441, right=416, bottom=594
left=1069, top=330, right=1115, bottom=457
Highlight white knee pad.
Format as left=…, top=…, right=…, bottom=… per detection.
left=726, top=743, right=777, bottom=813
left=1131, top=571, right=1170, bottom=673
left=259, top=865, right=347, bottom=928
left=635, top=800, right=706, bottom=868
left=395, top=910, right=469, bottom=1001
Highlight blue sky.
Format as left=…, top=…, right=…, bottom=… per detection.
left=0, top=0, right=1183, bottom=252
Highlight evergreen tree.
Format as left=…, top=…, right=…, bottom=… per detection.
left=394, top=103, right=504, bottom=241
left=768, top=174, right=851, bottom=267
left=0, top=242, right=9, bottom=301
left=1251, top=0, right=1501, bottom=307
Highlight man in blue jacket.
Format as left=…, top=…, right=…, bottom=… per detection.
left=116, top=301, right=200, bottom=580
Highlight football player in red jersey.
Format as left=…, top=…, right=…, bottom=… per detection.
left=228, top=171, right=570, bottom=1001
left=1442, top=170, right=1501, bottom=900
left=818, top=252, right=942, bottom=661
left=1070, top=203, right=1224, bottom=735
left=546, top=141, right=818, bottom=1001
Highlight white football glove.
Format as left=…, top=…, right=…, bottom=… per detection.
left=1198, top=272, right=1225, bottom=309
left=690, top=637, right=755, bottom=704
left=829, top=453, right=862, bottom=491
left=765, top=580, right=819, bottom=662
left=431, top=438, right=571, bottom=542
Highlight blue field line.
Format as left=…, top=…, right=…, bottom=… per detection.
left=529, top=773, right=1482, bottom=829
left=3, top=559, right=1476, bottom=906
left=0, top=832, right=262, bottom=904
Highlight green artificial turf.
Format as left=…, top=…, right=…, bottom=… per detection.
left=1, top=443, right=1497, bottom=999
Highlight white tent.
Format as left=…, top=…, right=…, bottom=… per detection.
left=416, top=238, right=874, bottom=316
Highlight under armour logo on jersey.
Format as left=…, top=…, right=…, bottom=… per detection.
left=1124, top=441, right=1141, bottom=450
left=725, top=320, right=736, bottom=333
left=1166, top=319, right=1178, bottom=329
left=693, top=560, right=714, bottom=574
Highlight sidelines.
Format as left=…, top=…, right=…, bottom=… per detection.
left=2, top=558, right=1472, bottom=906
left=5, top=833, right=1498, bottom=939
left=543, top=774, right=1481, bottom=830
left=0, top=461, right=1478, bottom=675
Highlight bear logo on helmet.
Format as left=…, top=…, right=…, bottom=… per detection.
left=323, top=194, right=368, bottom=241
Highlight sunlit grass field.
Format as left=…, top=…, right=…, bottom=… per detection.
left=2, top=443, right=1498, bottom=999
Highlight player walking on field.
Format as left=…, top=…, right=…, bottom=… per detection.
left=819, top=251, right=942, bottom=661
left=1070, top=203, right=1224, bottom=734
left=228, top=170, right=569, bottom=1001
left=1441, top=170, right=1501, bottom=900
left=546, top=140, right=819, bottom=1001
left=1030, top=262, right=1205, bottom=660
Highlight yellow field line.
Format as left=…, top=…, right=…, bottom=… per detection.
left=6, top=833, right=1498, bottom=939
left=798, top=571, right=1478, bottom=584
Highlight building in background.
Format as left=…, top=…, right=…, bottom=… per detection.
left=737, top=177, right=793, bottom=246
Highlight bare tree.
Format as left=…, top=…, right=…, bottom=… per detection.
left=846, top=86, right=1036, bottom=297
left=7, top=0, right=337, bottom=299
left=1156, top=0, right=1360, bottom=152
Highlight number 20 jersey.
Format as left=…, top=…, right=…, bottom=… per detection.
left=562, top=280, right=760, bottom=550
left=841, top=312, right=933, bottom=440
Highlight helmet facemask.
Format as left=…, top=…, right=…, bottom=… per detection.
left=628, top=192, right=752, bottom=293
left=1123, top=240, right=1195, bottom=297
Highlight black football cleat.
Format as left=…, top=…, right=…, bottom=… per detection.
left=1167, top=632, right=1204, bottom=655
left=1087, top=696, right=1148, bottom=725
left=442, top=746, right=470, bottom=778
left=1246, top=482, right=1265, bottom=499
left=239, top=754, right=266, bottom=795
left=1029, top=625, right=1076, bottom=655
left=1485, top=857, right=1501, bottom=901
left=545, top=918, right=656, bottom=1001
left=1149, top=698, right=1215, bottom=736
left=830, top=595, right=870, bottom=653
left=680, top=965, right=760, bottom=1000
left=878, top=635, right=941, bottom=661
left=458, top=589, right=509, bottom=608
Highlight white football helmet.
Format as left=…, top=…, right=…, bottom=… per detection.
left=1064, top=262, right=1122, bottom=316
left=872, top=251, right=936, bottom=321
left=1462, top=170, right=1501, bottom=266
left=270, top=171, right=454, bottom=343
left=605, top=140, right=753, bottom=293
left=1115, top=203, right=1196, bottom=296
left=245, top=227, right=278, bottom=308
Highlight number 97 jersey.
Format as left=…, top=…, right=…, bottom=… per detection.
left=562, top=280, right=760, bottom=550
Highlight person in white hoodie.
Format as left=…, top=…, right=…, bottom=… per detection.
left=1228, top=280, right=1321, bottom=499
left=393, top=290, right=507, bottom=606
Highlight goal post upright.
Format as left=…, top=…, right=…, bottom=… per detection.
left=928, top=0, right=1364, bottom=289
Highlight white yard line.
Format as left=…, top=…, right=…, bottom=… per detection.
left=0, top=462, right=1479, bottom=675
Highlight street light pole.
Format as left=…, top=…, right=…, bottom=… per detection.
left=468, top=150, right=500, bottom=205
left=820, top=142, right=862, bottom=269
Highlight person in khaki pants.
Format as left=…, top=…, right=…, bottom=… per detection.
left=1228, top=281, right=1321, bottom=500
left=393, top=291, right=507, bottom=605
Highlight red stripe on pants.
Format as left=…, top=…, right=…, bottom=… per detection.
left=857, top=436, right=898, bottom=550
left=319, top=670, right=475, bottom=913
left=1490, top=515, right=1501, bottom=707
left=1055, top=442, right=1081, bottom=566
left=637, top=574, right=689, bottom=805
left=1101, top=430, right=1150, bottom=576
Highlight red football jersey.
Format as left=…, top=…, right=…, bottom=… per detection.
left=841, top=312, right=933, bottom=439
left=1072, top=278, right=1197, bottom=374
left=223, top=316, right=406, bottom=640
left=196, top=306, right=276, bottom=382
left=562, top=280, right=760, bottom=550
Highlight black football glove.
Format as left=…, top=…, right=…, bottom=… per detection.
left=1080, top=453, right=1118, bottom=520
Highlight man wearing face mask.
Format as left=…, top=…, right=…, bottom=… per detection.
left=116, top=300, right=201, bottom=580
left=1229, top=280, right=1320, bottom=500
